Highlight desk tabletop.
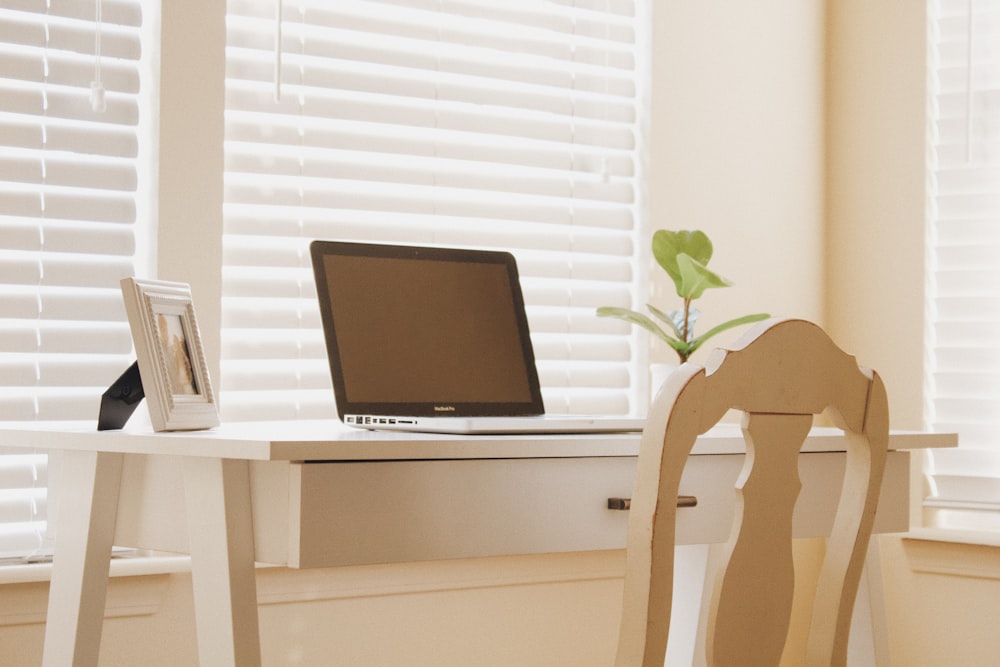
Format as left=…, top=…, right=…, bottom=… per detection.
left=0, top=419, right=957, bottom=462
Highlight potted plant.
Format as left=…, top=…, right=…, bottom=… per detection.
left=597, top=229, right=770, bottom=364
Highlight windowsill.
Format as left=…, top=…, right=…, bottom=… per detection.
left=0, top=549, right=627, bottom=596
left=902, top=528, right=1000, bottom=581
left=906, top=526, right=1000, bottom=549
left=0, top=552, right=191, bottom=585
left=0, top=552, right=192, bottom=628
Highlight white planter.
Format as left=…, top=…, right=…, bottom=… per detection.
left=650, top=363, right=677, bottom=398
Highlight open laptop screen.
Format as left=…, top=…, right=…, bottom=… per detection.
left=311, top=240, right=545, bottom=419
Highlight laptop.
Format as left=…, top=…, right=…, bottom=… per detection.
left=310, top=240, right=644, bottom=434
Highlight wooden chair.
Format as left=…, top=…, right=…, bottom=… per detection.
left=615, top=318, right=889, bottom=667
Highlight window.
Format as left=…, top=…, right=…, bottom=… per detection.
left=925, top=0, right=1000, bottom=533
left=0, top=0, right=644, bottom=561
left=220, top=0, right=648, bottom=421
left=0, top=1, right=145, bottom=558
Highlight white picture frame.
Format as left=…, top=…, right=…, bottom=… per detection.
left=121, top=277, right=220, bottom=432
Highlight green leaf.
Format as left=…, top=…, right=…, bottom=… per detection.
left=647, top=304, right=683, bottom=339
left=686, top=313, right=771, bottom=355
left=648, top=304, right=701, bottom=342
left=652, top=230, right=714, bottom=296
left=596, top=305, right=705, bottom=364
left=676, top=253, right=732, bottom=300
left=595, top=306, right=679, bottom=347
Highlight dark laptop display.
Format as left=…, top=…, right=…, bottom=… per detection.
left=311, top=240, right=545, bottom=420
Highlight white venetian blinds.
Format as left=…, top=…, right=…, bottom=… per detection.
left=926, top=0, right=1000, bottom=531
left=221, top=0, right=645, bottom=421
left=0, top=1, right=143, bottom=557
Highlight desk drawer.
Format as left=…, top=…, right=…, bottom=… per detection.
left=252, top=451, right=908, bottom=569
left=283, top=457, right=637, bottom=568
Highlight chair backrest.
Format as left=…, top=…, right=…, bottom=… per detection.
left=615, top=318, right=889, bottom=667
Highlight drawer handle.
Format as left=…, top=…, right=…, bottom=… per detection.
left=607, top=496, right=697, bottom=511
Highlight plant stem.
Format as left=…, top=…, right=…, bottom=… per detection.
left=682, top=298, right=692, bottom=343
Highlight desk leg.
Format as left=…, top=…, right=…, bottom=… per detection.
left=43, top=450, right=123, bottom=667
left=849, top=538, right=892, bottom=667
left=183, top=457, right=261, bottom=667
left=663, top=544, right=713, bottom=667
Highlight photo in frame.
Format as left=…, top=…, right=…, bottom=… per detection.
left=120, top=277, right=220, bottom=431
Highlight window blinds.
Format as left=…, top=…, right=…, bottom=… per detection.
left=0, top=1, right=143, bottom=557
left=926, top=0, right=1000, bottom=531
left=221, top=0, right=645, bottom=421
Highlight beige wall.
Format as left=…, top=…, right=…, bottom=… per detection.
left=880, top=536, right=1000, bottom=666
left=824, top=4, right=1000, bottom=667
left=654, top=4, right=1000, bottom=667
left=0, top=554, right=627, bottom=667
left=825, top=0, right=929, bottom=430
left=650, top=0, right=925, bottom=432
left=650, top=0, right=927, bottom=429
left=153, top=0, right=227, bottom=385
left=649, top=1, right=827, bottom=366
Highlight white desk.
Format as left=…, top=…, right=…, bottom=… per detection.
left=0, top=420, right=955, bottom=666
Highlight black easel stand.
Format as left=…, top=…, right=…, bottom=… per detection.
left=98, top=361, right=145, bottom=431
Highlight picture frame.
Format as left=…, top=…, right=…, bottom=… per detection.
left=120, top=277, right=220, bottom=432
